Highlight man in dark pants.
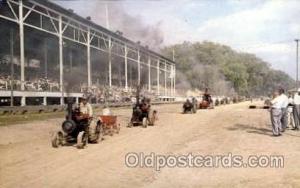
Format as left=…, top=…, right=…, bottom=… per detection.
left=279, top=88, right=289, bottom=132
left=293, top=89, right=300, bottom=130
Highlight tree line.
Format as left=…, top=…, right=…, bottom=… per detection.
left=162, top=41, right=295, bottom=97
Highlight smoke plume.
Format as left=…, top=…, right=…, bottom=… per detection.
left=86, top=2, right=164, bottom=51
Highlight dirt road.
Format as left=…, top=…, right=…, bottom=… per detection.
left=1, top=102, right=300, bottom=188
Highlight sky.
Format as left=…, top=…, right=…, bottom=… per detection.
left=52, top=0, right=300, bottom=79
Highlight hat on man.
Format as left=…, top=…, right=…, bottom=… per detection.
left=81, top=95, right=88, bottom=100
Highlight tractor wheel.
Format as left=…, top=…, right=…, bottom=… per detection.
left=51, top=131, right=64, bottom=148
left=89, top=121, right=103, bottom=143
left=77, top=131, right=87, bottom=149
left=142, top=117, right=148, bottom=128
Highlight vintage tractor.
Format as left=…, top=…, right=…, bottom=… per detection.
left=183, top=98, right=197, bottom=114
left=51, top=99, right=103, bottom=149
left=127, top=85, right=157, bottom=128
left=199, top=89, right=214, bottom=109
left=199, top=98, right=214, bottom=109
left=128, top=102, right=157, bottom=128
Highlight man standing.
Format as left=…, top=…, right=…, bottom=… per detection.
left=287, top=92, right=295, bottom=129
left=279, top=88, right=289, bottom=132
left=270, top=90, right=282, bottom=136
left=293, top=89, right=300, bottom=131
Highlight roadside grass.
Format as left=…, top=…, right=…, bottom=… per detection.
left=0, top=107, right=124, bottom=126
left=0, top=111, right=65, bottom=126
left=0, top=103, right=177, bottom=126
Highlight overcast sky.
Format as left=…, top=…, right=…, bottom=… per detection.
left=53, top=0, right=300, bottom=79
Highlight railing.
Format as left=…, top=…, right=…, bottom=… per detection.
left=0, top=100, right=181, bottom=115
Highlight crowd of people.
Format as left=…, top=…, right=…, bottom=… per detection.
left=77, top=84, right=160, bottom=105
left=269, top=88, right=300, bottom=137
left=0, top=56, right=164, bottom=105
left=0, top=75, right=60, bottom=92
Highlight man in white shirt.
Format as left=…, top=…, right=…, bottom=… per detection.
left=270, top=90, right=283, bottom=136
left=79, top=96, right=93, bottom=118
left=279, top=88, right=289, bottom=132
left=293, top=89, right=300, bottom=130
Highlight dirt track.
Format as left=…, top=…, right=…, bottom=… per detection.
left=1, top=102, right=300, bottom=188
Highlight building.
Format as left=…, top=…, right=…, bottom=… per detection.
left=0, top=0, right=176, bottom=106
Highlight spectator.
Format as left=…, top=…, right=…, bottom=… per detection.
left=292, top=88, right=300, bottom=131
left=270, top=90, right=282, bottom=136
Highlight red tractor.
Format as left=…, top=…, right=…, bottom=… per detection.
left=199, top=88, right=214, bottom=109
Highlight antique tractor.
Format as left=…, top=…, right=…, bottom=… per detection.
left=51, top=100, right=103, bottom=149
left=128, top=99, right=157, bottom=128
left=199, top=89, right=214, bottom=109
left=183, top=98, right=197, bottom=114
left=127, top=85, right=157, bottom=128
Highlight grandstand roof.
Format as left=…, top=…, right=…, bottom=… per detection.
left=37, top=0, right=176, bottom=65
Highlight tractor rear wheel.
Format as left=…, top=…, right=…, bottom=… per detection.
left=89, top=121, right=103, bottom=143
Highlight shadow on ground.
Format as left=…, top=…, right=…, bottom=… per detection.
left=226, top=123, right=272, bottom=136
left=227, top=124, right=300, bottom=137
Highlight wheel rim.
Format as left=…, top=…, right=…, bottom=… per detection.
left=77, top=131, right=87, bottom=148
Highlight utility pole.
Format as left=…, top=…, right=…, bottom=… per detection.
left=296, top=39, right=299, bottom=88
left=44, top=39, right=48, bottom=78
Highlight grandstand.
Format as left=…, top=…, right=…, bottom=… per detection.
left=0, top=0, right=176, bottom=106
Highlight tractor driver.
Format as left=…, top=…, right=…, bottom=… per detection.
left=140, top=98, right=150, bottom=113
left=203, top=88, right=212, bottom=104
left=183, top=98, right=193, bottom=112
left=79, top=96, right=93, bottom=119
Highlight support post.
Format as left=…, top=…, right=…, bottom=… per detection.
left=148, top=56, right=151, bottom=92
left=69, top=49, right=73, bottom=72
left=296, top=39, right=299, bottom=88
left=164, top=63, right=167, bottom=96
left=19, top=0, right=25, bottom=92
left=21, top=97, right=26, bottom=106
left=125, top=45, right=128, bottom=91
left=157, top=60, right=160, bottom=95
left=108, top=37, right=112, bottom=88
left=43, top=97, right=47, bottom=106
left=58, top=15, right=64, bottom=105
left=173, top=65, right=176, bottom=96
left=138, top=50, right=141, bottom=85
left=87, top=27, right=91, bottom=89
left=170, top=65, right=173, bottom=96
left=44, top=39, right=48, bottom=78
left=10, top=29, right=14, bottom=107
left=19, top=0, right=26, bottom=106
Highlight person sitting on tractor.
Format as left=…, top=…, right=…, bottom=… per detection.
left=183, top=99, right=193, bottom=112
left=203, top=88, right=212, bottom=103
left=75, top=96, right=93, bottom=131
left=140, top=98, right=150, bottom=113
left=79, top=96, right=93, bottom=118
